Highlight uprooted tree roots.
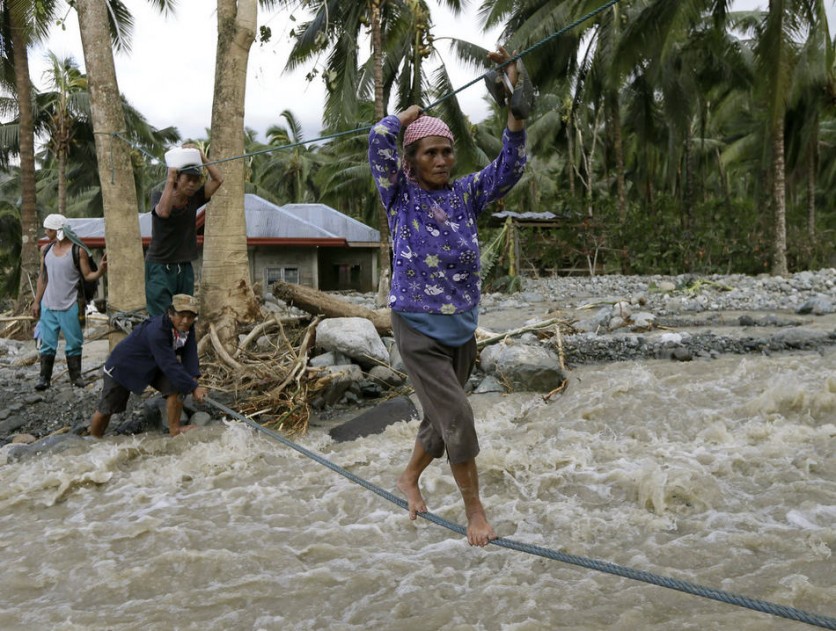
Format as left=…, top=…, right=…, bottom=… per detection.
left=197, top=313, right=328, bottom=436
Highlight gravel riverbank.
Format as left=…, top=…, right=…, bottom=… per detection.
left=1, top=270, right=834, bottom=445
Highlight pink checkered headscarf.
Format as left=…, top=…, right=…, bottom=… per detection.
left=403, top=115, right=454, bottom=146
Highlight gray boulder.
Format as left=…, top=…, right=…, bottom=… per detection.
left=796, top=295, right=834, bottom=315
left=479, top=342, right=566, bottom=392
left=318, top=364, right=365, bottom=405
left=316, top=317, right=389, bottom=367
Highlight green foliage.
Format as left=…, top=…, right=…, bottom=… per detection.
left=479, top=195, right=783, bottom=281
left=613, top=196, right=773, bottom=275
left=486, top=274, right=524, bottom=294
left=0, top=202, right=21, bottom=299
left=786, top=224, right=836, bottom=271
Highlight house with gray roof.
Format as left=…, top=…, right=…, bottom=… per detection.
left=52, top=195, right=381, bottom=293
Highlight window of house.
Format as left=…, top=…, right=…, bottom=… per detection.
left=264, top=267, right=299, bottom=285
left=283, top=267, right=299, bottom=284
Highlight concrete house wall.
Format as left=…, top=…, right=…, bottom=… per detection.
left=248, top=246, right=320, bottom=291
left=318, top=247, right=378, bottom=292
left=57, top=197, right=381, bottom=295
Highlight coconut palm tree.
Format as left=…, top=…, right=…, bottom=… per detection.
left=0, top=0, right=60, bottom=308
left=73, top=0, right=172, bottom=341
left=2, top=0, right=179, bottom=336
left=38, top=51, right=87, bottom=215
left=743, top=0, right=828, bottom=275
left=200, top=0, right=282, bottom=338
left=780, top=0, right=833, bottom=265
left=258, top=110, right=321, bottom=203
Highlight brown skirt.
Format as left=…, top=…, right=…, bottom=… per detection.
left=391, top=311, right=479, bottom=464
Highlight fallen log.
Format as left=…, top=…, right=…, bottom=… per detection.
left=272, top=280, right=391, bottom=334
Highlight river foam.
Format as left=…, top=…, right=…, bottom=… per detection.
left=0, top=349, right=833, bottom=630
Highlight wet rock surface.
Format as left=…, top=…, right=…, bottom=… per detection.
left=2, top=270, right=834, bottom=447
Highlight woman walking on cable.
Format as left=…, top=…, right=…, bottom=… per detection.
left=368, top=47, right=528, bottom=546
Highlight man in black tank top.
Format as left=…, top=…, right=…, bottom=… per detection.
left=145, top=144, right=224, bottom=315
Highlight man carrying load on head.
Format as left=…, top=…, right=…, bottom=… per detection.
left=145, top=143, right=224, bottom=316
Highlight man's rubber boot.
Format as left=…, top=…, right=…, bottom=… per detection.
left=509, top=59, right=535, bottom=120
left=66, top=355, right=86, bottom=388
left=484, top=69, right=509, bottom=108
left=35, top=354, right=55, bottom=391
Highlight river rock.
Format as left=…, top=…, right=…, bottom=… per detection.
left=796, top=295, right=834, bottom=315
left=367, top=365, right=404, bottom=388
left=318, top=364, right=364, bottom=406
left=479, top=342, right=566, bottom=392
left=329, top=395, right=417, bottom=442
left=315, top=317, right=388, bottom=367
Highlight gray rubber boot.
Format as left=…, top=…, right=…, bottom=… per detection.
left=35, top=354, right=55, bottom=391
left=66, top=355, right=86, bottom=388
left=509, top=59, right=535, bottom=120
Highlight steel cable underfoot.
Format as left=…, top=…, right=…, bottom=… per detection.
left=204, top=396, right=836, bottom=630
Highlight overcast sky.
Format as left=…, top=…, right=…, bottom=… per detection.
left=27, top=1, right=502, bottom=144
left=23, top=0, right=836, bottom=147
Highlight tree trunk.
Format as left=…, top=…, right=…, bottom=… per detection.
left=76, top=0, right=147, bottom=347
left=611, top=100, right=626, bottom=227
left=682, top=127, right=695, bottom=272
left=57, top=146, right=67, bottom=215
left=272, top=280, right=392, bottom=334
left=371, top=0, right=391, bottom=308
left=371, top=1, right=384, bottom=121
left=10, top=10, right=40, bottom=311
left=566, top=115, right=576, bottom=199
left=609, top=93, right=629, bottom=274
left=715, top=146, right=730, bottom=205
left=770, top=118, right=788, bottom=275
left=806, top=135, right=816, bottom=243
left=201, top=0, right=260, bottom=345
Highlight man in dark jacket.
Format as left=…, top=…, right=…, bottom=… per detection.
left=89, top=294, right=207, bottom=438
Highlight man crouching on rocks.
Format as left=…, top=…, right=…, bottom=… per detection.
left=89, top=294, right=207, bottom=438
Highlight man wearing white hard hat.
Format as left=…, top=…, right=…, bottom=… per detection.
left=145, top=143, right=224, bottom=315
left=32, top=213, right=108, bottom=390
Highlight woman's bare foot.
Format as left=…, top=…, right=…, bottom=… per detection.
left=466, top=509, right=497, bottom=547
left=397, top=473, right=428, bottom=520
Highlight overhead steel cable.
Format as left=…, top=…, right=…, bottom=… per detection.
left=112, top=0, right=623, bottom=168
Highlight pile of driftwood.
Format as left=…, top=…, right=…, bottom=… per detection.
left=196, top=281, right=396, bottom=436
left=0, top=312, right=34, bottom=341
left=198, top=282, right=575, bottom=435
left=197, top=311, right=321, bottom=436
